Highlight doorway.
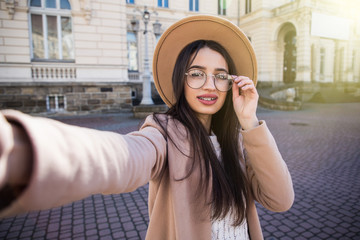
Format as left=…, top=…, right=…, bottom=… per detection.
left=283, top=31, right=297, bottom=83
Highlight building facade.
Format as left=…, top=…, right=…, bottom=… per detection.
left=0, top=0, right=359, bottom=113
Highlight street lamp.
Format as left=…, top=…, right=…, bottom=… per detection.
left=131, top=6, right=161, bottom=105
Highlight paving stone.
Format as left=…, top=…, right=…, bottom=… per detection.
left=108, top=217, right=119, bottom=223
left=99, top=235, right=113, bottom=240
left=85, top=222, right=97, bottom=230
left=47, top=222, right=60, bottom=232
left=59, top=224, right=71, bottom=232
left=137, top=230, right=146, bottom=239
left=86, top=235, right=99, bottom=240
left=98, top=222, right=109, bottom=230
left=0, top=103, right=359, bottom=239
left=136, top=224, right=148, bottom=231
left=73, top=224, right=84, bottom=234
left=278, top=225, right=291, bottom=233
left=99, top=229, right=111, bottom=236
left=45, top=231, right=59, bottom=239
left=287, top=231, right=298, bottom=238
left=7, top=230, right=21, bottom=238
left=317, top=232, right=330, bottom=239
left=112, top=230, right=125, bottom=238
left=273, top=231, right=285, bottom=238
left=58, top=231, right=72, bottom=239
left=126, top=230, right=138, bottom=238
left=96, top=217, right=107, bottom=224
left=110, top=222, right=121, bottom=229
left=19, top=230, right=33, bottom=238
left=85, top=229, right=98, bottom=236
left=294, top=226, right=305, bottom=234
left=302, top=231, right=314, bottom=238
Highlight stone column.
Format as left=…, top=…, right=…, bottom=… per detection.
left=311, top=42, right=319, bottom=82
left=295, top=10, right=312, bottom=82
left=345, top=40, right=354, bottom=82
left=324, top=40, right=335, bottom=82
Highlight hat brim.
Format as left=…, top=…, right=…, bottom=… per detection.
left=153, top=15, right=257, bottom=107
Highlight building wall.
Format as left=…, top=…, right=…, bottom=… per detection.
left=0, top=0, right=31, bottom=81
left=0, top=0, right=133, bottom=113
left=0, top=82, right=132, bottom=113
left=73, top=0, right=128, bottom=82
left=0, top=0, right=129, bottom=82
left=0, top=0, right=359, bottom=113
left=239, top=0, right=360, bottom=83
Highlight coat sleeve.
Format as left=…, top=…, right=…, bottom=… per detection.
left=0, top=110, right=167, bottom=218
left=241, top=120, right=294, bottom=212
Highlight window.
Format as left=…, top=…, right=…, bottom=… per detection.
left=158, top=0, right=169, bottom=8
left=29, top=0, right=74, bottom=61
left=218, top=0, right=226, bottom=15
left=127, top=32, right=138, bottom=72
left=47, top=95, right=66, bottom=111
left=320, top=48, right=325, bottom=75
left=189, top=0, right=199, bottom=12
left=245, top=0, right=251, bottom=14
left=126, top=0, right=134, bottom=4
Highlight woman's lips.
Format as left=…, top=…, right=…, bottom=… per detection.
left=197, top=94, right=218, bottom=105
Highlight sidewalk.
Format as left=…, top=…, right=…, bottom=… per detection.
left=0, top=103, right=359, bottom=239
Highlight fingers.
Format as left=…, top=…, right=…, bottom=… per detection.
left=232, top=80, right=240, bottom=98
left=232, top=76, right=256, bottom=93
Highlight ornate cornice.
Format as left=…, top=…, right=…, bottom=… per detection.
left=5, top=0, right=16, bottom=19
left=80, top=0, right=92, bottom=24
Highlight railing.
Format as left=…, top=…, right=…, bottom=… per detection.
left=31, top=64, right=77, bottom=80
left=128, top=71, right=140, bottom=81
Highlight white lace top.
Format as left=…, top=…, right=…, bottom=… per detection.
left=210, top=135, right=249, bottom=240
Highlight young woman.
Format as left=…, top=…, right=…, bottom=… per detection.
left=0, top=15, right=294, bottom=239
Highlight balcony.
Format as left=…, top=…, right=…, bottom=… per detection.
left=31, top=63, right=76, bottom=80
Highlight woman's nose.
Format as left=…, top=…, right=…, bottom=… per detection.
left=202, top=74, right=216, bottom=90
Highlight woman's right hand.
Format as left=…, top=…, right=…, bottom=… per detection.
left=0, top=113, right=32, bottom=191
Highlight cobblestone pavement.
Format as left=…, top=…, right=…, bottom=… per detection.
left=1, top=103, right=359, bottom=239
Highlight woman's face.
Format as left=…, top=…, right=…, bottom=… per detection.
left=184, top=46, right=228, bottom=125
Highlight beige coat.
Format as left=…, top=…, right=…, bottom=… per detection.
left=0, top=110, right=294, bottom=239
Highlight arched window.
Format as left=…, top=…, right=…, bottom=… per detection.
left=29, top=0, right=74, bottom=61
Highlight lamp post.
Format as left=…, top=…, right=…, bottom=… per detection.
left=131, top=6, right=161, bottom=105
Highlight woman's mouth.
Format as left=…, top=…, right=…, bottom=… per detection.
left=197, top=95, right=218, bottom=105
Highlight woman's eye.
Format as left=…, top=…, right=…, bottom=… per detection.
left=190, top=71, right=204, bottom=78
left=216, top=73, right=228, bottom=80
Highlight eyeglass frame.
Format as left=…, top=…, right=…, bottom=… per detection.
left=184, top=69, right=234, bottom=92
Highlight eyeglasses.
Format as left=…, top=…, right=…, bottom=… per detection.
left=185, top=69, right=234, bottom=92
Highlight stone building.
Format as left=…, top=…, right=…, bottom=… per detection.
left=0, top=0, right=359, bottom=114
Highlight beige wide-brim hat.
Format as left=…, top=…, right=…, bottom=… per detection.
left=153, top=15, right=257, bottom=107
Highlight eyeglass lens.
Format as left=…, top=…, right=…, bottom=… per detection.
left=185, top=69, right=233, bottom=91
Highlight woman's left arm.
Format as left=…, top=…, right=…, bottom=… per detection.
left=241, top=123, right=295, bottom=212
left=232, top=76, right=294, bottom=211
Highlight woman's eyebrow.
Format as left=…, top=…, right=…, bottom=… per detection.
left=215, top=67, right=229, bottom=73
left=188, top=65, right=229, bottom=72
left=188, top=65, right=206, bottom=70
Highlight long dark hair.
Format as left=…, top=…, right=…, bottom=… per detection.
left=154, top=40, right=250, bottom=226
